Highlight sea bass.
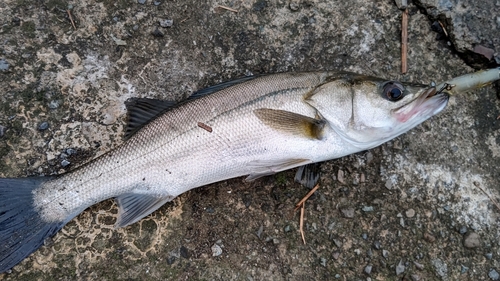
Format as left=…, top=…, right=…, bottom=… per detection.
left=1, top=69, right=499, bottom=272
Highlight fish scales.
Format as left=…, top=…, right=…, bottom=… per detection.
left=33, top=72, right=331, bottom=223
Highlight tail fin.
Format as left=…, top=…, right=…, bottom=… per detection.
left=0, top=177, right=66, bottom=273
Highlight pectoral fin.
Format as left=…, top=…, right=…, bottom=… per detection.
left=254, top=108, right=325, bottom=139
left=115, top=192, right=174, bottom=228
left=245, top=158, right=312, bottom=181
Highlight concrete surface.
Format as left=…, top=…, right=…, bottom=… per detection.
left=0, top=0, right=499, bottom=280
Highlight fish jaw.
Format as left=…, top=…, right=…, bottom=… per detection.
left=393, top=87, right=449, bottom=124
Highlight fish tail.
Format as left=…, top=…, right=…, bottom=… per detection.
left=0, top=177, right=70, bottom=273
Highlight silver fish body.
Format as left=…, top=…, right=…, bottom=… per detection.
left=1, top=69, right=498, bottom=272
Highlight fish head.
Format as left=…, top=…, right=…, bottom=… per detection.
left=308, top=73, right=449, bottom=149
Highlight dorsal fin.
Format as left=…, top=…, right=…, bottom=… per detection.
left=124, top=98, right=177, bottom=140
left=187, top=75, right=257, bottom=101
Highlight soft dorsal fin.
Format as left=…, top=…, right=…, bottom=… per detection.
left=254, top=108, right=326, bottom=140
left=115, top=192, right=174, bottom=228
left=187, top=75, right=257, bottom=101
left=124, top=98, right=177, bottom=140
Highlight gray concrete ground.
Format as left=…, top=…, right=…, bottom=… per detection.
left=0, top=0, right=499, bottom=280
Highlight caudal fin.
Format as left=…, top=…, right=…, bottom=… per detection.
left=0, top=177, right=67, bottom=273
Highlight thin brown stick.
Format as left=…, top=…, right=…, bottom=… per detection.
left=67, top=10, right=76, bottom=30
left=401, top=9, right=408, bottom=74
left=217, top=5, right=238, bottom=13
left=180, top=17, right=189, bottom=23
left=438, top=21, right=448, bottom=37
left=300, top=202, right=306, bottom=244
left=475, top=184, right=500, bottom=211
left=294, top=183, right=320, bottom=211
left=197, top=122, right=213, bottom=132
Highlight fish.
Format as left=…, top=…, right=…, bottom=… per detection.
left=1, top=68, right=499, bottom=273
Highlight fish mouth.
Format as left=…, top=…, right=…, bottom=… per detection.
left=393, top=87, right=449, bottom=123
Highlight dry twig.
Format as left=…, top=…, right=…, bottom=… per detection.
left=401, top=9, right=408, bottom=74
left=67, top=10, right=77, bottom=30
left=438, top=21, right=448, bottom=37
left=216, top=5, right=238, bottom=13
left=294, top=183, right=320, bottom=244
left=294, top=183, right=321, bottom=211
left=475, top=183, right=500, bottom=211
left=299, top=202, right=306, bottom=244
left=197, top=122, right=213, bottom=132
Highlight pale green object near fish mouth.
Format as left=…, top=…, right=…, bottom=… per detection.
left=436, top=67, right=500, bottom=95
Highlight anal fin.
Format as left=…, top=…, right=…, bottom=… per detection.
left=245, top=158, right=312, bottom=181
left=115, top=192, right=174, bottom=228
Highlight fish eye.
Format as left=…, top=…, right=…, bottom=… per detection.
left=383, top=82, right=405, bottom=101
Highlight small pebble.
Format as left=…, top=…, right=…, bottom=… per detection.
left=414, top=261, right=424, bottom=270
left=463, top=232, right=481, bottom=248
left=66, top=148, right=77, bottom=155
left=159, top=19, right=173, bottom=28
left=320, top=257, right=327, bottom=267
left=180, top=246, right=189, bottom=258
left=289, top=2, right=299, bottom=11
left=461, top=265, right=469, bottom=274
left=0, top=125, right=5, bottom=137
left=411, top=274, right=421, bottom=281
left=332, top=251, right=340, bottom=260
left=424, top=232, right=436, bottom=243
left=382, top=250, right=389, bottom=259
left=364, top=264, right=372, bottom=275
left=340, top=207, right=354, bottom=218
left=38, top=122, right=49, bottom=131
left=395, top=259, right=405, bottom=275
left=432, top=258, right=448, bottom=278
left=284, top=225, right=291, bottom=232
left=211, top=244, right=222, bottom=257
left=337, top=169, right=345, bottom=184
left=361, top=233, right=368, bottom=240
left=256, top=225, right=263, bottom=238
left=151, top=28, right=164, bottom=37
left=48, top=100, right=60, bottom=109
left=373, top=240, right=381, bottom=250
left=485, top=253, right=493, bottom=260
left=0, top=59, right=9, bottom=71
left=405, top=208, right=415, bottom=218
left=154, top=1, right=161, bottom=5
left=489, top=269, right=500, bottom=280
left=138, top=0, right=146, bottom=4
left=385, top=179, right=393, bottom=190
left=362, top=206, right=374, bottom=212
left=334, top=274, right=341, bottom=279
left=459, top=225, right=467, bottom=235
left=61, top=159, right=70, bottom=167
left=166, top=255, right=176, bottom=265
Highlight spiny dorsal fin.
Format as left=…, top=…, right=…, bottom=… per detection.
left=188, top=75, right=258, bottom=101
left=124, top=98, right=177, bottom=140
left=254, top=108, right=326, bottom=139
